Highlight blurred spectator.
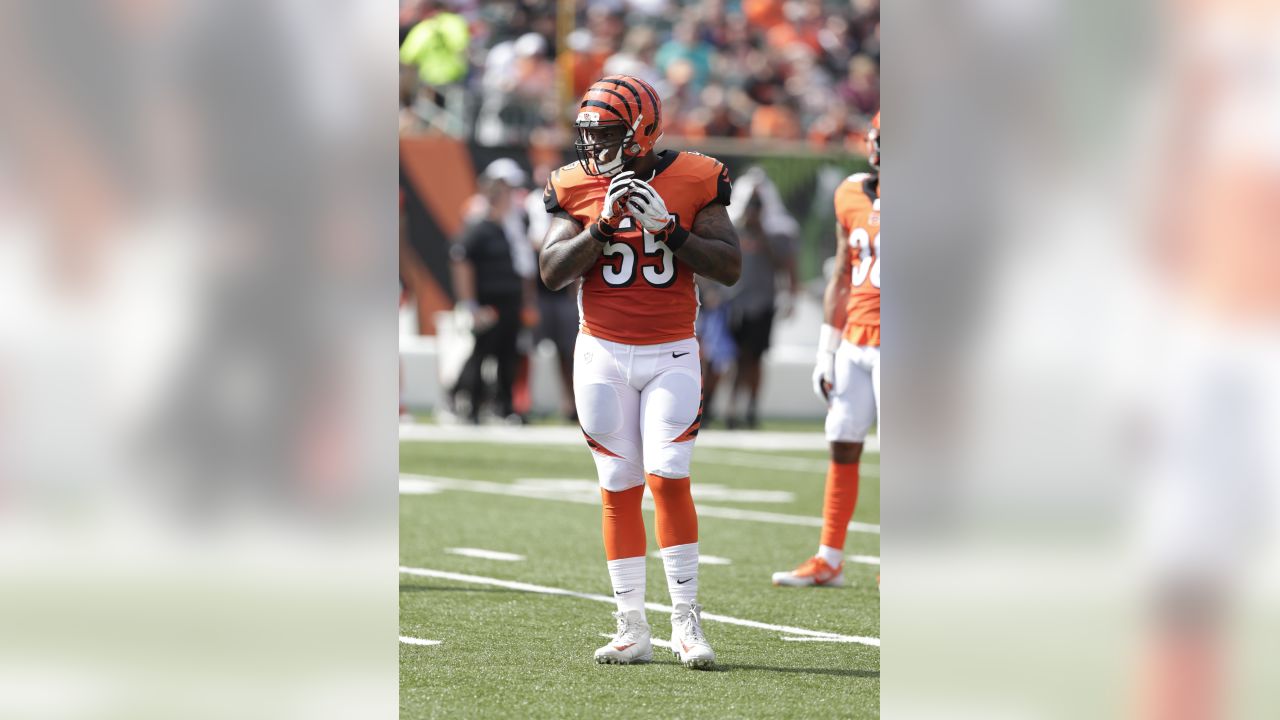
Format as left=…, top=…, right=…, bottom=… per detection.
left=656, top=18, right=714, bottom=91
left=400, top=0, right=879, bottom=152
left=683, top=84, right=749, bottom=140
left=562, top=29, right=613, bottom=100
left=562, top=6, right=626, bottom=98
left=808, top=102, right=863, bottom=152
left=744, top=0, right=787, bottom=32
left=399, top=1, right=470, bottom=87
left=765, top=0, right=823, bottom=54
left=723, top=167, right=799, bottom=428
left=527, top=161, right=579, bottom=422
left=448, top=162, right=534, bottom=424
left=840, top=54, right=880, bottom=116
left=750, top=82, right=802, bottom=140
left=695, top=277, right=738, bottom=428
left=602, top=26, right=662, bottom=86
left=475, top=32, right=555, bottom=145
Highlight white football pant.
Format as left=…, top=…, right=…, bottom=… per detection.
left=574, top=333, right=702, bottom=492
left=825, top=341, right=880, bottom=443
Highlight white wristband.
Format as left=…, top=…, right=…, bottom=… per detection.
left=817, top=324, right=841, bottom=355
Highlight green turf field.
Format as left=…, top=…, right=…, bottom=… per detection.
left=400, top=435, right=880, bottom=719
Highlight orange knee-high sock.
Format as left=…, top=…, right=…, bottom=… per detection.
left=600, top=485, right=647, bottom=560
left=819, top=461, right=860, bottom=550
left=647, top=474, right=698, bottom=547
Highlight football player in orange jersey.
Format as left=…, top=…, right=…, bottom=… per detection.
left=773, top=112, right=880, bottom=588
left=539, top=75, right=741, bottom=668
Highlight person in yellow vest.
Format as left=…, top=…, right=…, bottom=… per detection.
left=399, top=1, right=469, bottom=88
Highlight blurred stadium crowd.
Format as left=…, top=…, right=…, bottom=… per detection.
left=399, top=0, right=879, bottom=150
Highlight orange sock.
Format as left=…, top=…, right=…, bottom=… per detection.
left=819, top=461, right=860, bottom=550
left=647, top=474, right=698, bottom=547
left=600, top=485, right=647, bottom=560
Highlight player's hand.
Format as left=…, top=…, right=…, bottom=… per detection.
left=812, top=324, right=840, bottom=403
left=599, top=170, right=634, bottom=227
left=812, top=351, right=835, bottom=403
left=625, top=178, right=674, bottom=233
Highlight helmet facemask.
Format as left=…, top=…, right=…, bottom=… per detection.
left=574, top=113, right=635, bottom=177
left=868, top=127, right=880, bottom=170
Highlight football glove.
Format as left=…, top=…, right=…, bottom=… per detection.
left=591, top=171, right=634, bottom=243
left=599, top=170, right=634, bottom=227
left=624, top=178, right=674, bottom=233
left=812, top=324, right=841, bottom=403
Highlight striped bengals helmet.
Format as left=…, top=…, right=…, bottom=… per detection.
left=573, top=75, right=664, bottom=176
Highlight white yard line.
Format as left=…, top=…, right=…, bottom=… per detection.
left=510, top=442, right=880, bottom=478
left=445, top=547, right=525, bottom=562
left=600, top=632, right=674, bottom=650
left=401, top=423, right=877, bottom=453
left=779, top=636, right=874, bottom=643
left=400, top=565, right=879, bottom=647
left=695, top=452, right=881, bottom=479
left=400, top=474, right=880, bottom=535
left=399, top=636, right=442, bottom=646
left=847, top=555, right=881, bottom=566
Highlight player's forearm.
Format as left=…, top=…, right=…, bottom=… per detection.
left=673, top=234, right=741, bottom=286
left=674, top=203, right=741, bottom=286
left=822, top=277, right=849, bottom=329
left=539, top=230, right=601, bottom=291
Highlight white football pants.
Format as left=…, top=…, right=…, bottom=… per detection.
left=574, top=333, right=703, bottom=492
left=825, top=341, right=880, bottom=443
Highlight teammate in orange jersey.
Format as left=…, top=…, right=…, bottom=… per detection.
left=539, top=75, right=741, bottom=668
left=773, top=112, right=879, bottom=588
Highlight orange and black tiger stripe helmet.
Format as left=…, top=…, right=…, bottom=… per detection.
left=573, top=75, right=664, bottom=176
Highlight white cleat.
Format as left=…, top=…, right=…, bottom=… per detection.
left=670, top=602, right=716, bottom=670
left=594, top=610, right=653, bottom=665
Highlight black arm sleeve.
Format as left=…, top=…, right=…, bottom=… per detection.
left=543, top=179, right=563, bottom=214
left=712, top=163, right=733, bottom=207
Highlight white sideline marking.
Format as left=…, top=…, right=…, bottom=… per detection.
left=649, top=551, right=732, bottom=565
left=400, top=565, right=879, bottom=647
left=400, top=474, right=881, bottom=536
left=780, top=636, right=873, bottom=644
left=400, top=477, right=442, bottom=495
left=600, top=632, right=674, bottom=650
left=847, top=555, right=881, bottom=566
left=445, top=547, right=525, bottom=562
left=694, top=449, right=826, bottom=474
left=399, top=636, right=442, bottom=646
left=694, top=449, right=885, bottom=478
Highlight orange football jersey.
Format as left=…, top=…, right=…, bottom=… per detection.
left=544, top=150, right=732, bottom=345
left=834, top=172, right=880, bottom=346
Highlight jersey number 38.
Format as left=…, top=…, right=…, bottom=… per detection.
left=850, top=227, right=880, bottom=289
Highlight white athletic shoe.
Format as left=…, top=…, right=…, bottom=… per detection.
left=670, top=602, right=716, bottom=670
left=771, top=556, right=845, bottom=587
left=594, top=610, right=653, bottom=665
